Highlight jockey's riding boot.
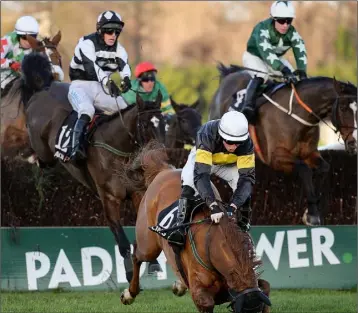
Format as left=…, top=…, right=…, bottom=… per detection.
left=167, top=197, right=188, bottom=247
left=242, top=76, right=264, bottom=123
left=167, top=186, right=195, bottom=247
left=71, top=114, right=91, bottom=160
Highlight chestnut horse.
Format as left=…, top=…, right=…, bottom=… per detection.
left=119, top=142, right=271, bottom=313
left=209, top=63, right=357, bottom=226
left=1, top=32, right=63, bottom=158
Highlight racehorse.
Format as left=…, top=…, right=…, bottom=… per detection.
left=1, top=32, right=63, bottom=158
left=119, top=142, right=271, bottom=313
left=14, top=52, right=166, bottom=283
left=209, top=63, right=357, bottom=226
left=165, top=97, right=202, bottom=149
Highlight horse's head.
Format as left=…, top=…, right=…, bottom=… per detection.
left=167, top=97, right=202, bottom=147
left=209, top=208, right=270, bottom=313
left=135, top=91, right=166, bottom=146
left=332, top=78, right=357, bottom=155
left=26, top=31, right=64, bottom=82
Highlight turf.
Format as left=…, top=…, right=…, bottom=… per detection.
left=2, top=288, right=356, bottom=313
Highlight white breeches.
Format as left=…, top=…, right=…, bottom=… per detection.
left=242, top=51, right=294, bottom=82
left=68, top=80, right=128, bottom=120
left=181, top=147, right=239, bottom=195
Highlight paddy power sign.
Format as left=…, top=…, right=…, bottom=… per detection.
left=1, top=226, right=355, bottom=290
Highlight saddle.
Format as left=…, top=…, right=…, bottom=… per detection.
left=54, top=110, right=119, bottom=162
left=230, top=80, right=287, bottom=115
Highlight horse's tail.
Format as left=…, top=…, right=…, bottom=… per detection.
left=118, top=141, right=172, bottom=192
left=217, top=62, right=246, bottom=79
left=21, top=52, right=54, bottom=93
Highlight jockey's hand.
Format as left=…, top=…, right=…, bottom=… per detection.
left=120, top=76, right=131, bottom=93
left=10, top=61, right=21, bottom=72
left=293, top=69, right=307, bottom=80
left=281, top=66, right=297, bottom=84
left=106, top=80, right=121, bottom=98
left=209, top=202, right=224, bottom=223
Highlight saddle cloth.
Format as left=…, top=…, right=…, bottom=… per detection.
left=54, top=110, right=119, bottom=162
left=229, top=81, right=286, bottom=113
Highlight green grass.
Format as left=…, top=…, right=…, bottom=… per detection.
left=2, top=288, right=356, bottom=313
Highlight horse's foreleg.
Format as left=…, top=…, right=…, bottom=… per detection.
left=121, top=242, right=142, bottom=305
left=191, top=287, right=215, bottom=313
left=294, top=158, right=321, bottom=226
left=258, top=279, right=271, bottom=313
left=103, top=194, right=133, bottom=283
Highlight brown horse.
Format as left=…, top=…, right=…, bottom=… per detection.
left=165, top=97, right=202, bottom=148
left=15, top=52, right=166, bottom=283
left=119, top=142, right=271, bottom=313
left=1, top=32, right=63, bottom=159
left=209, top=63, right=357, bottom=226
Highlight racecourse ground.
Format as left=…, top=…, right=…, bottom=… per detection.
left=2, top=287, right=356, bottom=312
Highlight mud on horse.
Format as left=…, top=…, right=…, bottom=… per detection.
left=209, top=63, right=357, bottom=226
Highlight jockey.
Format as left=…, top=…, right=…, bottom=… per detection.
left=68, top=10, right=132, bottom=160
left=122, top=61, right=175, bottom=121
left=1, top=16, right=39, bottom=93
left=167, top=111, right=255, bottom=247
left=242, top=0, right=308, bottom=120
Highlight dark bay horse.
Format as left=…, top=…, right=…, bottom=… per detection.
left=16, top=52, right=166, bottom=282
left=165, top=97, right=202, bottom=148
left=1, top=32, right=63, bottom=158
left=119, top=142, right=271, bottom=313
left=209, top=63, right=357, bottom=226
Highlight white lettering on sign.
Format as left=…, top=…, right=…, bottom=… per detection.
left=81, top=247, right=113, bottom=286
left=287, top=229, right=309, bottom=268
left=48, top=249, right=81, bottom=289
left=25, top=251, right=51, bottom=291
left=256, top=231, right=285, bottom=270
left=311, top=228, right=340, bottom=266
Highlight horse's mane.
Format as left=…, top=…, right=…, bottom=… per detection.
left=217, top=62, right=246, bottom=79
left=222, top=218, right=262, bottom=281
left=117, top=140, right=172, bottom=192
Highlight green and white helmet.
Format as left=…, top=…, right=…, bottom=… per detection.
left=270, top=1, right=295, bottom=18
left=15, top=16, right=39, bottom=35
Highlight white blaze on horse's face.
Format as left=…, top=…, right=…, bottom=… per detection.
left=151, top=116, right=160, bottom=128
left=45, top=47, right=64, bottom=81
left=349, top=101, right=357, bottom=141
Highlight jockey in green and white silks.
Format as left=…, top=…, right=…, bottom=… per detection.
left=1, top=16, right=40, bottom=92
left=242, top=1, right=308, bottom=119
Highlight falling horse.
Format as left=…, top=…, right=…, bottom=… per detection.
left=119, top=142, right=271, bottom=313
left=15, top=52, right=166, bottom=282
left=209, top=63, right=357, bottom=226
left=1, top=32, right=63, bottom=158
left=165, top=97, right=202, bottom=149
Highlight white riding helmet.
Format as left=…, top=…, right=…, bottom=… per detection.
left=15, top=16, right=39, bottom=35
left=218, top=111, right=249, bottom=142
left=270, top=1, right=295, bottom=19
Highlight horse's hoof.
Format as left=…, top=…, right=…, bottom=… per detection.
left=120, top=288, right=135, bottom=305
left=172, top=280, right=187, bottom=297
left=302, top=209, right=321, bottom=226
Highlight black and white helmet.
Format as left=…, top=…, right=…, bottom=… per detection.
left=96, top=11, right=124, bottom=31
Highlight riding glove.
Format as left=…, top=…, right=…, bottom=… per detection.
left=293, top=69, right=307, bottom=80
left=120, top=76, right=131, bottom=93
left=106, top=80, right=121, bottom=98
left=209, top=202, right=224, bottom=223
left=281, top=66, right=297, bottom=84
left=10, top=62, right=21, bottom=72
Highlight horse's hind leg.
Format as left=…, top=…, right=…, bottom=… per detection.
left=121, top=242, right=142, bottom=305
left=258, top=279, right=271, bottom=313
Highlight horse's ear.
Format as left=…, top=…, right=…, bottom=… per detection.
left=170, top=96, right=180, bottom=112
left=26, top=35, right=40, bottom=49
left=191, top=98, right=200, bottom=111
left=136, top=92, right=145, bottom=111
left=156, top=90, right=163, bottom=108
left=333, top=76, right=342, bottom=95
left=51, top=31, right=62, bottom=46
